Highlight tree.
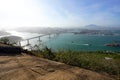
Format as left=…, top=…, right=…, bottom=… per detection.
left=0, top=37, right=10, bottom=44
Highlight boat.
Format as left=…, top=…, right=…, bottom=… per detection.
left=83, top=44, right=92, bottom=46
left=71, top=41, right=74, bottom=43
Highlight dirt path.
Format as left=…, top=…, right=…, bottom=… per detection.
left=0, top=54, right=115, bottom=80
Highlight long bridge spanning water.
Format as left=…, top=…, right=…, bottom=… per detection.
left=18, top=33, right=60, bottom=47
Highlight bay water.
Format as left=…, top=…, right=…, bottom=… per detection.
left=8, top=31, right=120, bottom=52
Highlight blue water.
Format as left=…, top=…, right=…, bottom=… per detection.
left=46, top=33, right=120, bottom=52
left=8, top=31, right=120, bottom=52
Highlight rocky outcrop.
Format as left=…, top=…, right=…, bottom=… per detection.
left=0, top=54, right=115, bottom=80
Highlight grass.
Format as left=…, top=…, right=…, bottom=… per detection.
left=31, top=47, right=120, bottom=79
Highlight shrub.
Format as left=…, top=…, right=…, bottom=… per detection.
left=41, top=47, right=55, bottom=60
left=0, top=37, right=10, bottom=44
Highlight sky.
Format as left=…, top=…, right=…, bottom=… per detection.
left=0, top=0, right=120, bottom=29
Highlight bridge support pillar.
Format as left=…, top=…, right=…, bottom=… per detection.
left=18, top=41, right=21, bottom=46
left=27, top=39, right=30, bottom=45
left=38, top=37, right=41, bottom=42
left=49, top=34, right=51, bottom=38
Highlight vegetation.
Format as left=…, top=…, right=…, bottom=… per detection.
left=54, top=51, right=120, bottom=75
left=0, top=37, right=10, bottom=44
left=30, top=44, right=120, bottom=79
left=0, top=37, right=17, bottom=46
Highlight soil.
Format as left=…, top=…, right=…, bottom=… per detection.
left=0, top=54, right=115, bottom=80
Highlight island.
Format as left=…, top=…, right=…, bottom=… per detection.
left=105, top=41, right=120, bottom=47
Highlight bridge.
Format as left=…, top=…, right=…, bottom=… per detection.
left=18, top=33, right=60, bottom=47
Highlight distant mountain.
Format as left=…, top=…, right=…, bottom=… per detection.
left=85, top=24, right=104, bottom=30
left=85, top=24, right=99, bottom=27
left=0, top=31, right=10, bottom=36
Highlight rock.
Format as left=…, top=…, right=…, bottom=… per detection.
left=105, top=57, right=113, bottom=60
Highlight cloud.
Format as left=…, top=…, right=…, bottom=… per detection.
left=0, top=0, right=120, bottom=29
left=0, top=0, right=50, bottom=27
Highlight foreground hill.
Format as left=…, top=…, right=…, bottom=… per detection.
left=0, top=54, right=114, bottom=80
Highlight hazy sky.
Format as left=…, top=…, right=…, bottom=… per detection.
left=0, top=0, right=120, bottom=29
